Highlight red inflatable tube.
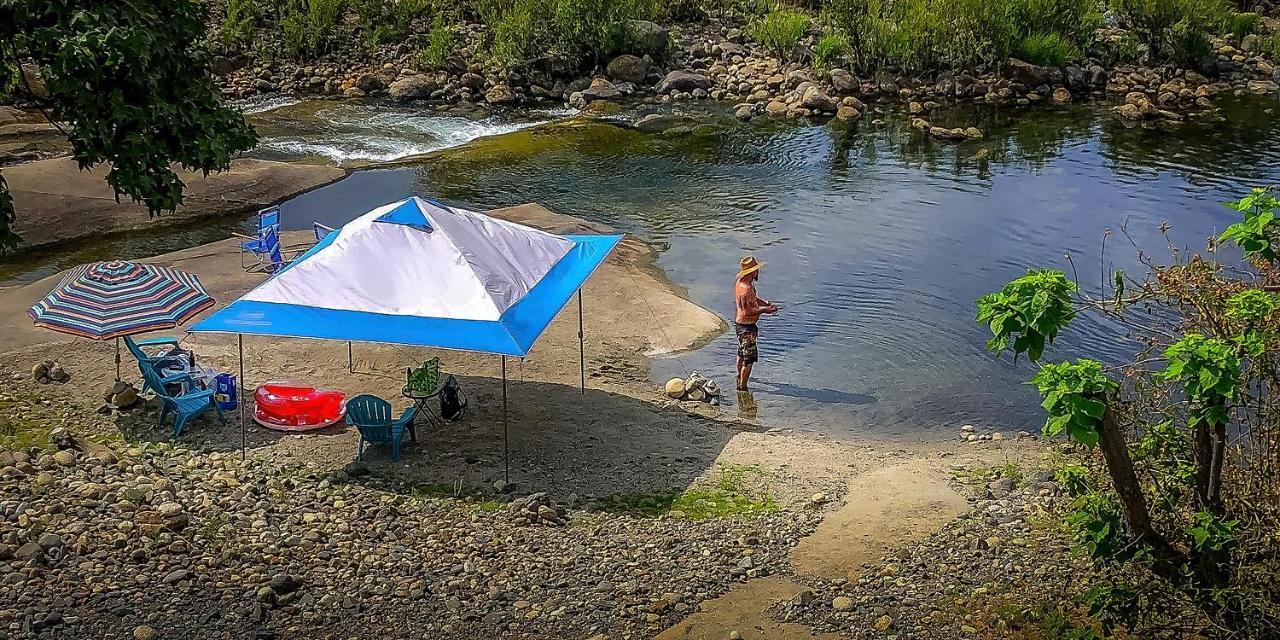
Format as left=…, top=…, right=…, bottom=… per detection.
left=254, top=381, right=346, bottom=431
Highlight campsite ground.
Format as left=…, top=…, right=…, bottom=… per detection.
left=0, top=206, right=1077, bottom=639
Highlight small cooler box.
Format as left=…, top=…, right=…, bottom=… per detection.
left=214, top=374, right=238, bottom=411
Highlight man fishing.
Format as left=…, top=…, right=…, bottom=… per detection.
left=734, top=255, right=778, bottom=391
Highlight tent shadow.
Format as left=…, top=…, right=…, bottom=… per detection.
left=119, top=374, right=751, bottom=500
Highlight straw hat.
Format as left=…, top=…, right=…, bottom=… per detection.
left=737, top=255, right=765, bottom=279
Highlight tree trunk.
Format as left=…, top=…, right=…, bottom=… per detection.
left=1098, top=404, right=1182, bottom=572
left=1098, top=405, right=1154, bottom=537
left=1194, top=420, right=1214, bottom=511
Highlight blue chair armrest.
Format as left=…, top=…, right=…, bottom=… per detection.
left=395, top=405, right=418, bottom=425
left=160, top=372, right=196, bottom=388
left=133, top=336, right=180, bottom=347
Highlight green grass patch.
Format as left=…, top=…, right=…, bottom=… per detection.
left=592, top=464, right=778, bottom=519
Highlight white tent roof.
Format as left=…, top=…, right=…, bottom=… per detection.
left=243, top=197, right=574, bottom=322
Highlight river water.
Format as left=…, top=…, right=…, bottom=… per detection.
left=8, top=98, right=1280, bottom=438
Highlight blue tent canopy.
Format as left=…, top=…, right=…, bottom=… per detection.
left=190, top=198, right=622, bottom=357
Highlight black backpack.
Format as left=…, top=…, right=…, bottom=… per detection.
left=439, top=375, right=467, bottom=421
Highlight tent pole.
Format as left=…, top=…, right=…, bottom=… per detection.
left=578, top=291, right=585, bottom=395
left=347, top=341, right=353, bottom=372
left=114, top=337, right=121, bottom=382
left=502, top=355, right=509, bottom=483
left=239, top=334, right=246, bottom=461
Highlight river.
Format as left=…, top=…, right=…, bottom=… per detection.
left=7, top=97, right=1280, bottom=437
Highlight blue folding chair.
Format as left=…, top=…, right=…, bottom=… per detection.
left=138, top=361, right=222, bottom=437
left=235, top=207, right=284, bottom=272
left=345, top=394, right=417, bottom=461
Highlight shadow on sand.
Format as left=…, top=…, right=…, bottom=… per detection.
left=116, top=373, right=754, bottom=499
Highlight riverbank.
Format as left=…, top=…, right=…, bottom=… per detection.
left=3, top=156, right=346, bottom=252
left=0, top=204, right=1083, bottom=638
left=201, top=2, right=1280, bottom=130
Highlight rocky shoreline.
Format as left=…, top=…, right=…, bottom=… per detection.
left=209, top=13, right=1280, bottom=131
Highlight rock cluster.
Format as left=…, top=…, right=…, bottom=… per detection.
left=0, top=436, right=820, bottom=638
left=29, top=361, right=69, bottom=385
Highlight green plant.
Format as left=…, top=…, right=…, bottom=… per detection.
left=975, top=188, right=1280, bottom=633
left=1226, top=11, right=1261, bottom=41
left=421, top=17, right=456, bottom=69
left=751, top=6, right=809, bottom=60
left=0, top=0, right=258, bottom=255
left=1033, top=360, right=1116, bottom=447
left=479, top=0, right=653, bottom=66
left=813, top=33, right=849, bottom=69
left=1017, top=32, right=1081, bottom=66
left=220, top=0, right=260, bottom=50
left=1111, top=0, right=1232, bottom=65
left=1219, top=188, right=1280, bottom=263
left=280, top=0, right=345, bottom=58
left=1081, top=582, right=1140, bottom=635
left=976, top=268, right=1078, bottom=362
left=1056, top=462, right=1092, bottom=497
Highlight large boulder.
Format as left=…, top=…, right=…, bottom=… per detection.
left=800, top=86, right=837, bottom=112
left=581, top=78, right=622, bottom=101
left=1005, top=58, right=1055, bottom=86
left=354, top=73, right=384, bottom=93
left=388, top=75, right=436, bottom=101
left=829, top=68, right=857, bottom=95
left=607, top=54, right=649, bottom=84
left=629, top=20, right=669, bottom=59
left=656, top=70, right=712, bottom=94
left=20, top=64, right=47, bottom=100
left=485, top=84, right=518, bottom=105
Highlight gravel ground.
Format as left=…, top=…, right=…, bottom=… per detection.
left=769, top=463, right=1103, bottom=639
left=0, top=437, right=824, bottom=640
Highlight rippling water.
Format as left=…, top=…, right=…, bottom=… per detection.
left=10, top=98, right=1280, bottom=438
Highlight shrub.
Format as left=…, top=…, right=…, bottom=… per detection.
left=751, top=6, right=810, bottom=60
left=975, top=188, right=1280, bottom=634
left=1226, top=11, right=1261, bottom=41
left=813, top=33, right=849, bottom=69
left=1111, top=0, right=1232, bottom=66
left=820, top=0, right=1097, bottom=73
left=479, top=0, right=655, bottom=66
left=1018, top=32, right=1082, bottom=67
left=420, top=18, right=456, bottom=69
left=280, top=0, right=345, bottom=58
left=353, top=0, right=433, bottom=46
left=220, top=0, right=260, bottom=51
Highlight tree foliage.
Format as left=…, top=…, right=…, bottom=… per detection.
left=976, top=190, right=1280, bottom=634
left=0, top=0, right=259, bottom=255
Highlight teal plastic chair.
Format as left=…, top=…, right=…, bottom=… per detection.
left=138, top=362, right=222, bottom=437
left=123, top=335, right=189, bottom=371
left=345, top=394, right=417, bottom=462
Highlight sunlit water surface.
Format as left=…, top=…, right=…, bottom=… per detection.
left=8, top=97, right=1280, bottom=438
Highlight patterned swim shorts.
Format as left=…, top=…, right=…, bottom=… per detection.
left=734, top=323, right=759, bottom=364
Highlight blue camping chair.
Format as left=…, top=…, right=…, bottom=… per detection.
left=235, top=207, right=285, bottom=272
left=345, top=394, right=417, bottom=462
left=313, top=221, right=334, bottom=243
left=137, top=361, right=222, bottom=437
left=122, top=335, right=190, bottom=372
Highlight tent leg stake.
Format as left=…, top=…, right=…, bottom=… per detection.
left=502, top=356, right=509, bottom=483
left=114, top=337, right=121, bottom=382
left=578, top=291, right=585, bottom=395
left=239, top=334, right=246, bottom=461
left=347, top=341, right=353, bottom=373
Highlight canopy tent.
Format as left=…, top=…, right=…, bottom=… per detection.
left=190, top=197, right=622, bottom=476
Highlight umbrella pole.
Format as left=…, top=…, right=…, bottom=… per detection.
left=502, top=355, right=509, bottom=484
left=348, top=341, right=353, bottom=373
left=114, top=337, right=121, bottom=382
left=578, top=291, right=585, bottom=396
left=239, top=334, right=246, bottom=461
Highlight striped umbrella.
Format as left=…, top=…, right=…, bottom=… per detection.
left=28, top=261, right=215, bottom=379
